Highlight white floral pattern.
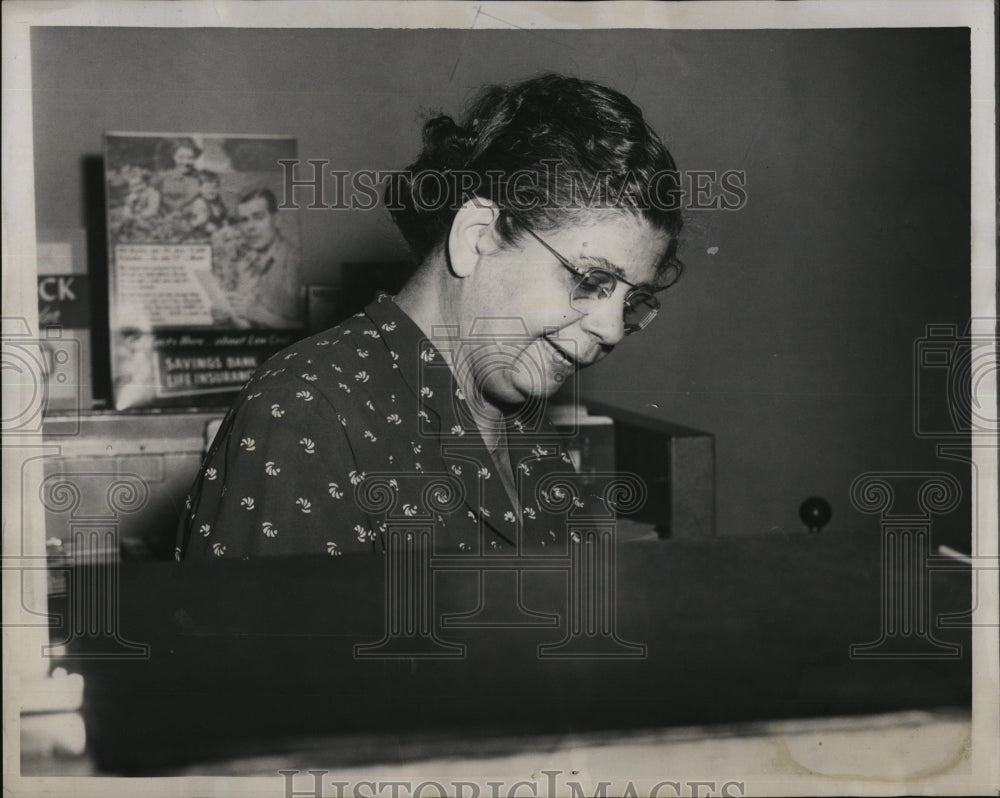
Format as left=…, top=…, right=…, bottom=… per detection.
left=177, top=293, right=577, bottom=560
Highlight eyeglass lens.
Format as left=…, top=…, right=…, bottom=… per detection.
left=569, top=270, right=658, bottom=332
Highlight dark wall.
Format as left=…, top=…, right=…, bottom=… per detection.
left=31, top=27, right=971, bottom=537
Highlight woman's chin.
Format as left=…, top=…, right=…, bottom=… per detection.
left=509, top=371, right=572, bottom=404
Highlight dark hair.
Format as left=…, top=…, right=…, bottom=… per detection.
left=237, top=187, right=277, bottom=214
left=198, top=169, right=220, bottom=184
left=155, top=137, right=202, bottom=170
left=169, top=137, right=201, bottom=159
left=388, top=74, right=683, bottom=279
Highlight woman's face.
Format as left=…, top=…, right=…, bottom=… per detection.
left=458, top=210, right=670, bottom=410
left=173, top=146, right=197, bottom=173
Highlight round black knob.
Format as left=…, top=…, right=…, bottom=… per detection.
left=799, top=497, right=832, bottom=533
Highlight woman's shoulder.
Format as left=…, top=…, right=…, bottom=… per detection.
left=276, top=309, right=380, bottom=356
left=238, top=310, right=388, bottom=405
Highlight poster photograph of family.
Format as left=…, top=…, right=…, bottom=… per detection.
left=105, top=133, right=304, bottom=408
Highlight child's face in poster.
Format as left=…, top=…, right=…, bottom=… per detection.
left=201, top=180, right=220, bottom=200
left=173, top=146, right=197, bottom=173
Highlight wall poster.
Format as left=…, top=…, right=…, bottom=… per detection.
left=104, top=133, right=303, bottom=409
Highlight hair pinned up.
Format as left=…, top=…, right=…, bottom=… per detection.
left=388, top=73, right=683, bottom=280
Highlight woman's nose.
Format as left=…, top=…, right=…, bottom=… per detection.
left=579, top=293, right=626, bottom=347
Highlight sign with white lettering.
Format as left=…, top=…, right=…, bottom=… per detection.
left=36, top=228, right=92, bottom=411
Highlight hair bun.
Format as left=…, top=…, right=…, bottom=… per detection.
left=421, top=115, right=477, bottom=169
left=389, top=75, right=682, bottom=271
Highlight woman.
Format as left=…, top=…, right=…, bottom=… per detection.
left=156, top=137, right=202, bottom=216
left=176, top=73, right=683, bottom=560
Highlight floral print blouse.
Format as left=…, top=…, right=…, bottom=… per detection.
left=175, top=293, right=580, bottom=559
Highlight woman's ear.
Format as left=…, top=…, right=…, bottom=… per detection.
left=446, top=198, right=501, bottom=278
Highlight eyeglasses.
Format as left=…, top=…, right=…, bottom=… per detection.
left=503, top=208, right=677, bottom=335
